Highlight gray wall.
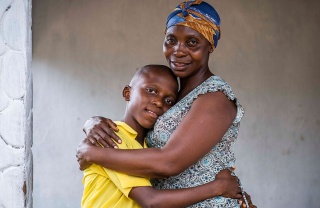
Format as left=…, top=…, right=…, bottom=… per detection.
left=32, top=1, right=320, bottom=207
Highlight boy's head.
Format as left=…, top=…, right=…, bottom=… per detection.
left=122, top=65, right=178, bottom=130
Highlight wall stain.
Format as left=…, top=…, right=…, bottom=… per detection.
left=282, top=149, right=291, bottom=156
left=5, top=5, right=11, bottom=12
left=23, top=180, right=26, bottom=195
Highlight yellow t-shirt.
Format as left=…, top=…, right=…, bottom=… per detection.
left=81, top=121, right=151, bottom=208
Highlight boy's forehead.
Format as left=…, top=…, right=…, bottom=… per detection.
left=139, top=69, right=170, bottom=81
left=134, top=73, right=160, bottom=85
left=131, top=70, right=177, bottom=90
left=130, top=66, right=177, bottom=88
left=142, top=70, right=176, bottom=83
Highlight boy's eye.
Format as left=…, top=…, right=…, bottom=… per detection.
left=165, top=98, right=174, bottom=105
left=146, top=88, right=156, bottom=94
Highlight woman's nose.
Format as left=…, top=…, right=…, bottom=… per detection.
left=173, top=43, right=187, bottom=57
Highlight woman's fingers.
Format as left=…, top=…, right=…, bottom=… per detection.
left=87, top=135, right=101, bottom=147
left=83, top=116, right=121, bottom=148
left=86, top=126, right=116, bottom=149
left=76, top=139, right=93, bottom=170
left=104, top=119, right=122, bottom=144
left=91, top=131, right=109, bottom=148
left=106, top=118, right=119, bottom=131
left=95, top=125, right=119, bottom=148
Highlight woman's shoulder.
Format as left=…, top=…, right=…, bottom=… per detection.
left=193, top=75, right=237, bottom=100
left=194, top=75, right=244, bottom=123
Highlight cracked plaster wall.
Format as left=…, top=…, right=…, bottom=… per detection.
left=0, top=0, right=32, bottom=207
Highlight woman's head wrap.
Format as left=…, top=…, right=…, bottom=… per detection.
left=165, top=0, right=221, bottom=49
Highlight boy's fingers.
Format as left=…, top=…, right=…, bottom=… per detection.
left=238, top=199, right=242, bottom=206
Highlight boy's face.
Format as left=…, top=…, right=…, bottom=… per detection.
left=123, top=69, right=178, bottom=130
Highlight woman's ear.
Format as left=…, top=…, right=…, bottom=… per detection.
left=209, top=46, right=214, bottom=53
left=122, top=85, right=131, bottom=101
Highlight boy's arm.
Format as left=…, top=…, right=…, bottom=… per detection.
left=129, top=170, right=242, bottom=208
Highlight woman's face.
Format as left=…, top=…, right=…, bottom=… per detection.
left=163, top=25, right=212, bottom=79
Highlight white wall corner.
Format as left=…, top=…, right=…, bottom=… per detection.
left=0, top=0, right=33, bottom=207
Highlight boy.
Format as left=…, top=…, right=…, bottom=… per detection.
left=81, top=65, right=241, bottom=207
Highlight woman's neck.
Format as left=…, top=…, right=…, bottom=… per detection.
left=177, top=69, right=213, bottom=101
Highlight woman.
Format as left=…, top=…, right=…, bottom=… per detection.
left=77, top=1, right=255, bottom=207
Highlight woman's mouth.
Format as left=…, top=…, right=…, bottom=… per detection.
left=170, top=61, right=190, bottom=70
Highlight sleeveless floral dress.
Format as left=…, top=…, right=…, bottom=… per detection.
left=146, top=76, right=245, bottom=208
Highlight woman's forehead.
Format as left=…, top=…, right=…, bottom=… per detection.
left=166, top=25, right=203, bottom=37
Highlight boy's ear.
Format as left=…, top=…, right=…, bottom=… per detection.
left=122, top=85, right=131, bottom=101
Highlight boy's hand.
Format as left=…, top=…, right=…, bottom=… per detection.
left=214, top=170, right=257, bottom=207
left=239, top=192, right=257, bottom=208
left=215, top=169, right=242, bottom=199
left=83, top=116, right=121, bottom=148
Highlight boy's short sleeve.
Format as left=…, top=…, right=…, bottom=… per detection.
left=103, top=168, right=151, bottom=197
left=102, top=130, right=152, bottom=197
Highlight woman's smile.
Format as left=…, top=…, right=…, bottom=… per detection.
left=170, top=60, right=191, bottom=71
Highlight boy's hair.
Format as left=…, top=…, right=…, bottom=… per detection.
left=129, top=65, right=177, bottom=87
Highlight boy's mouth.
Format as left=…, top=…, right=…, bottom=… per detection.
left=146, top=109, right=160, bottom=119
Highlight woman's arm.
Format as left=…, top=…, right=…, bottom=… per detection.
left=129, top=169, right=243, bottom=208
left=77, top=92, right=236, bottom=178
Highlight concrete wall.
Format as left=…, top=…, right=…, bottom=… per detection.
left=32, top=0, right=320, bottom=207
left=0, top=0, right=33, bottom=207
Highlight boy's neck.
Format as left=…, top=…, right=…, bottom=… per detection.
left=121, top=118, right=148, bottom=146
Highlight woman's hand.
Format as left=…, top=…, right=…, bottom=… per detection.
left=76, top=139, right=96, bottom=170
left=83, top=116, right=121, bottom=148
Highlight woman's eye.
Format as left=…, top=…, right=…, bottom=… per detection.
left=166, top=37, right=176, bottom=45
left=187, top=39, right=198, bottom=47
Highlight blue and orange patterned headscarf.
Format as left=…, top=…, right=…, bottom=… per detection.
left=165, top=0, right=221, bottom=49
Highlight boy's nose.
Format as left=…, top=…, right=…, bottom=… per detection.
left=152, top=98, right=163, bottom=108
